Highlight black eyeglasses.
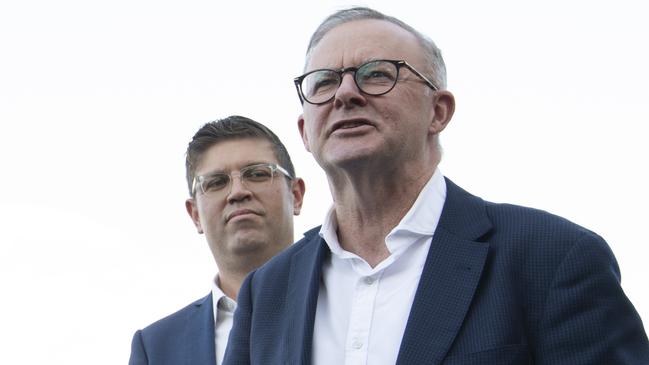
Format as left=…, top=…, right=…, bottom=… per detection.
left=293, top=59, right=438, bottom=105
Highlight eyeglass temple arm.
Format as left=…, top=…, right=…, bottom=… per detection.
left=402, top=62, right=438, bottom=91
left=294, top=79, right=305, bottom=104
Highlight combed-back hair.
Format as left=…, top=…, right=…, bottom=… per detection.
left=305, top=6, right=448, bottom=89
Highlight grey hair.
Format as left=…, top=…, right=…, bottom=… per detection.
left=304, top=7, right=448, bottom=89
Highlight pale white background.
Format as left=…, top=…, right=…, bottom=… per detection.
left=1, top=0, right=647, bottom=363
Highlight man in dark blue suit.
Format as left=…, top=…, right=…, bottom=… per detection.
left=224, top=7, right=649, bottom=365
left=128, top=116, right=305, bottom=364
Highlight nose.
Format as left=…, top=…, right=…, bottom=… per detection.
left=333, top=73, right=367, bottom=108
left=226, top=174, right=252, bottom=203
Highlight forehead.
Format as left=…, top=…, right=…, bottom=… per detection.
left=196, top=138, right=278, bottom=175
left=307, top=19, right=424, bottom=71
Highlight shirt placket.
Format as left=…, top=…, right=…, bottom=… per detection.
left=344, top=273, right=381, bottom=365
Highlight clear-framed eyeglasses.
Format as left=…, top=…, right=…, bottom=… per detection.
left=293, top=59, right=438, bottom=105
left=192, top=163, right=293, bottom=196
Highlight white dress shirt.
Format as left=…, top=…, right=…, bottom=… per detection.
left=211, top=276, right=237, bottom=365
left=312, top=169, right=447, bottom=365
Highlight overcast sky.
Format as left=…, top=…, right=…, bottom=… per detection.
left=1, top=0, right=647, bottom=363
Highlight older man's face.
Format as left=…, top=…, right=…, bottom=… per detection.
left=298, top=19, right=439, bottom=173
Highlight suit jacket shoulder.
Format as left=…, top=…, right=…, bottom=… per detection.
left=129, top=293, right=216, bottom=365
left=435, top=179, right=649, bottom=364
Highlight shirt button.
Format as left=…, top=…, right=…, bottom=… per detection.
left=363, top=276, right=374, bottom=285
left=352, top=340, right=363, bottom=349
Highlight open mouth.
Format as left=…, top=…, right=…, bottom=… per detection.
left=330, top=119, right=374, bottom=134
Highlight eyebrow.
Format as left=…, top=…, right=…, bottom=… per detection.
left=199, top=161, right=276, bottom=177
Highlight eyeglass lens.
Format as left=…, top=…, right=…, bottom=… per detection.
left=301, top=60, right=398, bottom=104
left=200, top=165, right=275, bottom=195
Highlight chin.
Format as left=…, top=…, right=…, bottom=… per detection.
left=322, top=151, right=377, bottom=172
left=230, top=234, right=267, bottom=254
left=323, top=140, right=382, bottom=163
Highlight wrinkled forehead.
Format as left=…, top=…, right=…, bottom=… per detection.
left=305, top=19, right=424, bottom=72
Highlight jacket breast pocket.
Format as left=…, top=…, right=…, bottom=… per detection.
left=442, top=344, right=531, bottom=365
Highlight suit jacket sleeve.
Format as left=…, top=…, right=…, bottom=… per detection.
left=223, top=272, right=253, bottom=365
left=129, top=329, right=148, bottom=365
left=533, top=232, right=649, bottom=364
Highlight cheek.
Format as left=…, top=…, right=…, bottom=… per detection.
left=304, top=108, right=327, bottom=136
left=277, top=201, right=295, bottom=229
left=198, top=203, right=224, bottom=231
left=375, top=102, right=401, bottom=126
left=268, top=189, right=294, bottom=219
left=300, top=122, right=321, bottom=154
left=381, top=92, right=429, bottom=124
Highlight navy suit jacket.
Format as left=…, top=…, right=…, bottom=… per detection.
left=224, top=178, right=649, bottom=364
left=129, top=293, right=216, bottom=365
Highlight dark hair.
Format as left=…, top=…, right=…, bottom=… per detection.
left=305, top=7, right=447, bottom=89
left=185, top=115, right=295, bottom=196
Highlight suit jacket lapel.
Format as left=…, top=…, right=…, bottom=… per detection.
left=396, top=178, right=491, bottom=365
left=184, top=293, right=217, bottom=365
left=285, top=230, right=329, bottom=365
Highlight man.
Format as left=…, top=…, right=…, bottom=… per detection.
left=224, top=7, right=649, bottom=365
left=129, top=115, right=305, bottom=365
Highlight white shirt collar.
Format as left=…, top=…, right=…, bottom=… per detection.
left=319, top=168, right=446, bottom=256
left=211, top=274, right=237, bottom=321
left=211, top=274, right=237, bottom=365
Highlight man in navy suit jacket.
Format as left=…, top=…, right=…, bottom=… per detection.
left=224, top=7, right=649, bottom=365
left=129, top=116, right=305, bottom=365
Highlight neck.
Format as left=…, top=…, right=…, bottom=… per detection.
left=215, top=235, right=293, bottom=300
left=329, top=161, right=438, bottom=267
left=216, top=270, right=247, bottom=300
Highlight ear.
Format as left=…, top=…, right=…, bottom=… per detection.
left=297, top=115, right=312, bottom=152
left=429, top=90, right=455, bottom=135
left=185, top=198, right=204, bottom=234
left=290, top=177, right=306, bottom=215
